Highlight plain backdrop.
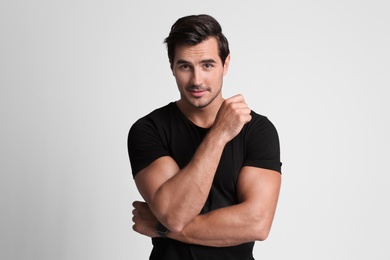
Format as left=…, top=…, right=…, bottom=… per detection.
left=1, top=0, right=389, bottom=259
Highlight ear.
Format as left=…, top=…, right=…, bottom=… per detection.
left=223, top=54, right=231, bottom=76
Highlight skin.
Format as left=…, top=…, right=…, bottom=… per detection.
left=174, top=37, right=231, bottom=128
left=132, top=37, right=281, bottom=247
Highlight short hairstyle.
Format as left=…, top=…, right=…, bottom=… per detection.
left=164, top=14, right=230, bottom=67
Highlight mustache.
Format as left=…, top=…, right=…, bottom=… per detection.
left=186, top=85, right=210, bottom=91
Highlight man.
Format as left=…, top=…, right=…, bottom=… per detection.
left=128, top=14, right=282, bottom=260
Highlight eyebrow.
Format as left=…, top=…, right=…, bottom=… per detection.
left=175, top=59, right=217, bottom=65
left=200, top=59, right=217, bottom=64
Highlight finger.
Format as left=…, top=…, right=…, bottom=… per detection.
left=132, top=201, right=141, bottom=208
left=228, top=94, right=244, bottom=102
left=239, top=107, right=252, bottom=116
left=132, top=200, right=148, bottom=209
left=230, top=102, right=250, bottom=111
left=224, top=96, right=250, bottom=110
left=244, top=114, right=252, bottom=123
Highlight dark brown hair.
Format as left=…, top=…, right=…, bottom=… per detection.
left=164, top=14, right=230, bottom=67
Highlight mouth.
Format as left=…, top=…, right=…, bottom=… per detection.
left=186, top=86, right=209, bottom=98
left=188, top=89, right=207, bottom=97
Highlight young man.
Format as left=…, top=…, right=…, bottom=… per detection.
left=128, top=14, right=282, bottom=260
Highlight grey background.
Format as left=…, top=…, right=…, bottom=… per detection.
left=1, top=0, right=389, bottom=259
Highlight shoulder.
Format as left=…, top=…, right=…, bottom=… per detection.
left=245, top=111, right=278, bottom=135
left=130, top=102, right=177, bottom=130
left=135, top=102, right=176, bottom=123
left=242, top=111, right=282, bottom=173
left=243, top=110, right=280, bottom=154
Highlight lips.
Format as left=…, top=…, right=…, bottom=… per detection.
left=189, top=90, right=206, bottom=97
left=186, top=85, right=209, bottom=98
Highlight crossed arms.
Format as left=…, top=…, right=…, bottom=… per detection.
left=131, top=95, right=281, bottom=247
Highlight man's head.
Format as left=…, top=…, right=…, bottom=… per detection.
left=164, top=14, right=230, bottom=67
left=164, top=14, right=231, bottom=110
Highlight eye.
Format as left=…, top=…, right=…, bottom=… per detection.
left=204, top=63, right=213, bottom=69
left=179, top=64, right=191, bottom=70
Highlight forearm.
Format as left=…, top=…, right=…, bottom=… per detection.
left=167, top=202, right=273, bottom=247
left=149, top=130, right=227, bottom=231
left=135, top=96, right=253, bottom=232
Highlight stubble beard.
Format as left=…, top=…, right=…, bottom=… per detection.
left=185, top=86, right=222, bottom=109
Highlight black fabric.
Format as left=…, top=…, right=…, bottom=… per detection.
left=127, top=102, right=281, bottom=260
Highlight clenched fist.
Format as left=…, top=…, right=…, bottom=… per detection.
left=211, top=94, right=252, bottom=143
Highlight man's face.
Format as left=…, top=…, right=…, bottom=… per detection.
left=172, top=37, right=230, bottom=109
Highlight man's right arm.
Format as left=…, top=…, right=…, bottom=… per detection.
left=133, top=94, right=252, bottom=232
left=134, top=130, right=225, bottom=232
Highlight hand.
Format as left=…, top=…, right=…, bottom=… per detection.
left=212, top=94, right=252, bottom=143
left=132, top=201, right=159, bottom=238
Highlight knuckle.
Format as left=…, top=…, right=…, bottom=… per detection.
left=238, top=114, right=247, bottom=122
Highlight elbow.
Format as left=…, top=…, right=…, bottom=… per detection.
left=165, top=221, right=185, bottom=233
left=255, top=227, right=270, bottom=241
left=160, top=214, right=188, bottom=233
left=251, top=214, right=273, bottom=241
left=252, top=223, right=271, bottom=241
left=150, top=202, right=188, bottom=233
left=152, top=202, right=194, bottom=233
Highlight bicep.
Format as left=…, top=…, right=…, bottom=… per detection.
left=237, top=166, right=281, bottom=215
left=134, top=156, right=180, bottom=204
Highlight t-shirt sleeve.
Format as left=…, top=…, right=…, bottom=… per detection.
left=127, top=118, right=170, bottom=177
left=243, top=116, right=282, bottom=173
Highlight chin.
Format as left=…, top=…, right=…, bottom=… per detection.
left=188, top=98, right=212, bottom=109
left=181, top=91, right=220, bottom=109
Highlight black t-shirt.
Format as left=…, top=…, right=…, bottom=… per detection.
left=128, top=102, right=281, bottom=260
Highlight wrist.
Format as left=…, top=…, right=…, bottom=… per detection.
left=206, top=128, right=229, bottom=147
left=156, top=222, right=169, bottom=238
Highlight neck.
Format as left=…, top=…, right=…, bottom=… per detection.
left=176, top=96, right=224, bottom=128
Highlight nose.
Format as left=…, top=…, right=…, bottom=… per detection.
left=190, top=67, right=203, bottom=86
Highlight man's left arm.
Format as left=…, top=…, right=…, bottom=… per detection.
left=132, top=166, right=281, bottom=247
